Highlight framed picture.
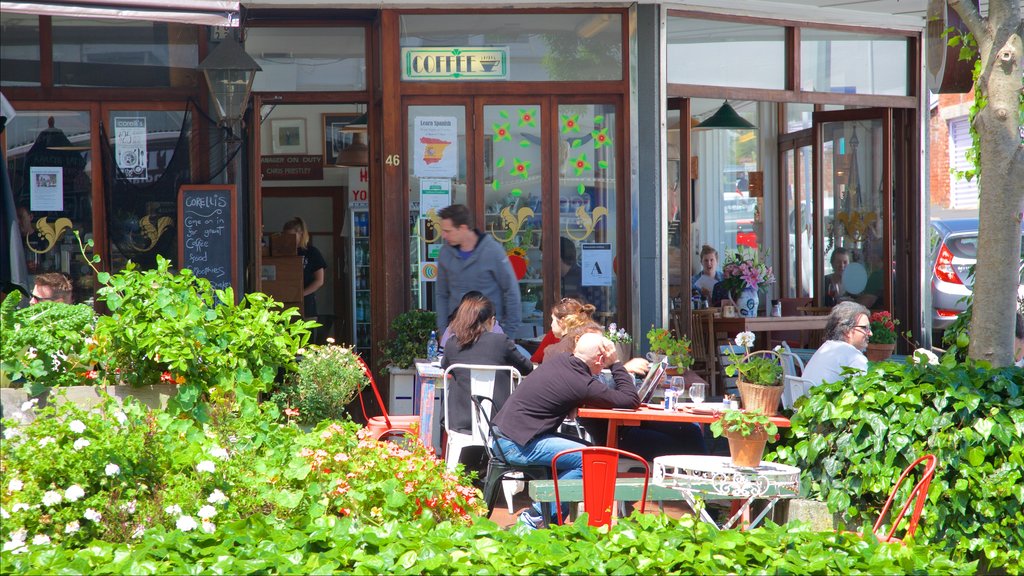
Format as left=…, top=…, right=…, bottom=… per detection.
left=271, top=118, right=307, bottom=154
left=322, top=113, right=360, bottom=166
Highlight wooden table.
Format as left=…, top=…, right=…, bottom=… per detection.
left=577, top=405, right=791, bottom=449
left=714, top=315, right=829, bottom=349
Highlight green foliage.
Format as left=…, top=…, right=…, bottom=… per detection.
left=776, top=358, right=1024, bottom=573
left=269, top=341, right=367, bottom=426
left=0, top=511, right=969, bottom=574
left=724, top=335, right=783, bottom=386
left=85, top=256, right=315, bottom=419
left=709, top=409, right=779, bottom=439
left=646, top=327, right=693, bottom=369
left=380, top=309, right=436, bottom=371
left=1, top=292, right=96, bottom=390
left=867, top=311, right=899, bottom=345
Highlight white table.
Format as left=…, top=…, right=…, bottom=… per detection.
left=653, top=455, right=800, bottom=530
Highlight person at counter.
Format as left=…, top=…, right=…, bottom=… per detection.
left=282, top=217, right=326, bottom=324
left=492, top=332, right=639, bottom=529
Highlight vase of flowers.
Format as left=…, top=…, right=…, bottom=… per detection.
left=865, top=310, right=899, bottom=361
left=720, top=251, right=776, bottom=317
left=710, top=409, right=780, bottom=468
left=725, top=331, right=784, bottom=416
left=606, top=323, right=633, bottom=363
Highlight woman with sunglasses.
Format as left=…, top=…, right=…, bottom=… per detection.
left=801, top=301, right=871, bottom=390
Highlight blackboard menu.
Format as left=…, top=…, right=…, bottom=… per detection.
left=177, top=184, right=238, bottom=293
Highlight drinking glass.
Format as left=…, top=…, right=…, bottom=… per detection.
left=688, top=382, right=706, bottom=404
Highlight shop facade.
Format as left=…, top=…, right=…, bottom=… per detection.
left=1, top=2, right=932, bottom=370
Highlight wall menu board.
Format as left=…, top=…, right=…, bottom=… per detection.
left=177, top=184, right=238, bottom=294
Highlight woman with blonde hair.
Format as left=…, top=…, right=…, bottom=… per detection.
left=282, top=217, right=326, bottom=323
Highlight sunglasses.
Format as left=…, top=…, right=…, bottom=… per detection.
left=852, top=324, right=872, bottom=333
left=30, top=292, right=62, bottom=302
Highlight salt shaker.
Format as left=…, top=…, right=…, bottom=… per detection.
left=771, top=300, right=782, bottom=317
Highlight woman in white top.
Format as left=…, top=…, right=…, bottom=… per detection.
left=802, top=301, right=872, bottom=387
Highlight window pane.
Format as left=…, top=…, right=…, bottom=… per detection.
left=785, top=103, right=814, bottom=133
left=247, top=27, right=366, bottom=92
left=796, top=145, right=813, bottom=298
left=801, top=30, right=908, bottom=96
left=105, top=110, right=191, bottom=271
left=6, top=111, right=95, bottom=303
left=667, top=17, right=785, bottom=89
left=399, top=13, right=622, bottom=82
left=555, top=103, right=619, bottom=323
left=52, top=17, right=198, bottom=88
left=409, top=106, right=468, bottom=310
left=1, top=13, right=40, bottom=86
left=668, top=108, right=684, bottom=310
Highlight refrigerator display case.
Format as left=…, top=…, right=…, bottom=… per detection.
left=349, top=205, right=371, bottom=358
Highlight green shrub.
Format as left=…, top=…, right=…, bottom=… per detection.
left=1, top=292, right=96, bottom=390
left=776, top=356, right=1024, bottom=573
left=269, top=340, right=367, bottom=426
left=380, top=309, right=436, bottom=372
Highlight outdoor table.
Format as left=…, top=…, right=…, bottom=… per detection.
left=653, top=454, right=800, bottom=530
left=577, top=404, right=791, bottom=449
left=413, top=360, right=445, bottom=452
left=714, top=315, right=829, bottom=349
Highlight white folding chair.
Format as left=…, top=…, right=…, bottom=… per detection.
left=777, top=342, right=814, bottom=410
left=442, top=363, right=522, bottom=472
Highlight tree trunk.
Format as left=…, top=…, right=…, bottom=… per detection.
left=949, top=0, right=1024, bottom=366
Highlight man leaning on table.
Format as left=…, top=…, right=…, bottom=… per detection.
left=801, top=301, right=871, bottom=389
left=491, top=332, right=640, bottom=529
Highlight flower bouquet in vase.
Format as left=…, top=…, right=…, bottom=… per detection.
left=719, top=250, right=775, bottom=317
left=725, top=331, right=784, bottom=416
left=865, top=311, right=899, bottom=361
left=710, top=410, right=779, bottom=468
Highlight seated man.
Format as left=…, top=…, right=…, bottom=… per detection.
left=801, top=301, right=871, bottom=389
left=491, top=332, right=640, bottom=529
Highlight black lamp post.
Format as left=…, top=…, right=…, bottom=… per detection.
left=198, top=34, right=261, bottom=135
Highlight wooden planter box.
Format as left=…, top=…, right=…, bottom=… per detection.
left=1, top=385, right=178, bottom=427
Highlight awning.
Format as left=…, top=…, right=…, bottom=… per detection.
left=0, top=0, right=240, bottom=27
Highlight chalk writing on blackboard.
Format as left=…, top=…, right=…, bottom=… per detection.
left=178, top=185, right=237, bottom=293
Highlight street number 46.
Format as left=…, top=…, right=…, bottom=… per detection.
left=385, top=154, right=401, bottom=166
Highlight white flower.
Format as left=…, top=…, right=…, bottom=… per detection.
left=105, top=463, right=121, bottom=476
left=73, top=438, right=91, bottom=451
left=26, top=347, right=37, bottom=359
left=735, top=331, right=756, bottom=348
left=326, top=337, right=336, bottom=344
left=197, top=505, right=216, bottom=519
left=65, top=521, right=80, bottom=534
left=85, top=336, right=96, bottom=346
left=120, top=500, right=136, bottom=514
left=196, top=460, right=216, bottom=474
left=52, top=357, right=61, bottom=370
left=200, top=519, right=216, bottom=534
left=42, top=490, right=62, bottom=506
left=131, top=525, right=145, bottom=539
left=176, top=515, right=198, bottom=532
left=64, top=484, right=85, bottom=502
left=164, top=504, right=183, bottom=515
left=3, top=530, right=27, bottom=553
left=207, top=489, right=228, bottom=504
left=38, top=436, right=56, bottom=447
left=911, top=348, right=940, bottom=365
left=31, top=534, right=51, bottom=545
left=8, top=478, right=24, bottom=492
left=3, top=427, right=22, bottom=440
left=83, top=508, right=102, bottom=522
left=113, top=411, right=128, bottom=425
left=0, top=507, right=8, bottom=519
left=209, top=446, right=229, bottom=460
left=13, top=503, right=29, bottom=513
left=68, top=420, right=86, bottom=434
left=608, top=323, right=618, bottom=333
left=20, top=398, right=38, bottom=411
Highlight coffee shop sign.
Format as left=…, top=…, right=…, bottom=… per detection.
left=401, top=47, right=509, bottom=81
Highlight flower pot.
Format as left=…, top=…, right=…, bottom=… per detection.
left=521, top=300, right=538, bottom=316
left=737, top=286, right=760, bottom=317
left=865, top=342, right=895, bottom=362
left=725, top=428, right=768, bottom=468
left=737, top=380, right=784, bottom=416
left=614, top=342, right=632, bottom=363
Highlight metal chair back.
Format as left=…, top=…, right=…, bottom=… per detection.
left=872, top=454, right=938, bottom=543
left=551, top=446, right=649, bottom=527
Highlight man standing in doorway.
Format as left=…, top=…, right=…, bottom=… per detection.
left=436, top=204, right=521, bottom=338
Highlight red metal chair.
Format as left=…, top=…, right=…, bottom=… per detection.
left=868, top=454, right=938, bottom=544
left=355, top=356, right=421, bottom=442
left=551, top=447, right=650, bottom=527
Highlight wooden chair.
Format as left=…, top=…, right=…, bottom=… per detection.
left=797, top=305, right=833, bottom=348
left=689, top=308, right=718, bottom=395
left=551, top=446, right=650, bottom=527
left=863, top=454, right=938, bottom=544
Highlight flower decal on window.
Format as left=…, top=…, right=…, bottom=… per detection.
left=561, top=114, right=580, bottom=133
left=518, top=109, right=537, bottom=128
left=493, top=123, right=512, bottom=142
left=592, top=127, right=611, bottom=149
left=572, top=153, right=592, bottom=176
left=510, top=158, right=531, bottom=180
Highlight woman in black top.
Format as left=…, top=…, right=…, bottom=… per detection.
left=283, top=217, right=326, bottom=320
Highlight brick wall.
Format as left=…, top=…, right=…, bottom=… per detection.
left=929, top=90, right=976, bottom=209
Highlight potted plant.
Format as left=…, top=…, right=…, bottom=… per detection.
left=865, top=311, right=899, bottom=361
left=606, top=323, right=633, bottom=363
left=718, top=250, right=776, bottom=317
left=646, top=327, right=694, bottom=371
left=709, top=409, right=779, bottom=468
left=724, top=331, right=784, bottom=416
left=269, top=338, right=368, bottom=428
left=380, top=309, right=436, bottom=413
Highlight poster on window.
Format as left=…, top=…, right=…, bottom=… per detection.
left=413, top=116, right=458, bottom=178
left=419, top=178, right=451, bottom=217
left=114, top=117, right=148, bottom=181
left=581, top=242, right=613, bottom=287
left=29, top=167, right=63, bottom=211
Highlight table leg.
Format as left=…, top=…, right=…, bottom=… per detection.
left=605, top=419, right=620, bottom=449
left=748, top=497, right=780, bottom=529
left=723, top=497, right=755, bottom=530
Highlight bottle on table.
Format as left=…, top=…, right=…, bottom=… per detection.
left=427, top=330, right=439, bottom=362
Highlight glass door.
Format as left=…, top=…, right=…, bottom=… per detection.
left=814, top=109, right=891, bottom=311
left=779, top=131, right=813, bottom=299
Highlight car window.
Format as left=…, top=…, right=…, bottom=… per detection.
left=948, top=235, right=979, bottom=259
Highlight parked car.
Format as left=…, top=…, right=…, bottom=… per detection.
left=928, top=218, right=1024, bottom=338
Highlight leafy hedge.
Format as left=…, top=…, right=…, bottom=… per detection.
left=1, top=512, right=968, bottom=574
left=1, top=293, right=95, bottom=389
left=776, top=356, right=1024, bottom=573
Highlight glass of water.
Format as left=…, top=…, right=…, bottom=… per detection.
left=688, top=382, right=706, bottom=405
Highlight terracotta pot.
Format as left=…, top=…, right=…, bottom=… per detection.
left=725, top=428, right=768, bottom=468
left=737, top=380, right=784, bottom=416
left=507, top=254, right=528, bottom=280
left=865, top=342, right=895, bottom=362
